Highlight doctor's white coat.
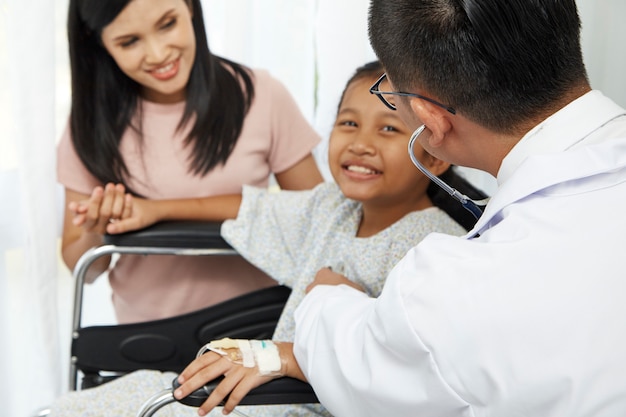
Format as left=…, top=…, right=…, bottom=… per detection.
left=294, top=91, right=626, bottom=417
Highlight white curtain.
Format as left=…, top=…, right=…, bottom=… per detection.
left=0, top=1, right=624, bottom=416
left=578, top=0, right=626, bottom=107
left=0, top=0, right=65, bottom=416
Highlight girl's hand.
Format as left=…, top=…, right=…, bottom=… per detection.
left=174, top=351, right=276, bottom=416
left=68, top=183, right=130, bottom=235
left=306, top=267, right=365, bottom=293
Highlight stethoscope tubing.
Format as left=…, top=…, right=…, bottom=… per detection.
left=408, top=125, right=488, bottom=220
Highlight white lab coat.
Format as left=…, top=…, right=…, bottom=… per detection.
left=294, top=91, right=626, bottom=417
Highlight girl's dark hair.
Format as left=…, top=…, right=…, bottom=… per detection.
left=340, top=60, right=487, bottom=231
left=336, top=60, right=385, bottom=114
left=67, top=0, right=254, bottom=193
left=426, top=169, right=488, bottom=231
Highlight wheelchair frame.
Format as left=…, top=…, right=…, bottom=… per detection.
left=69, top=221, right=237, bottom=390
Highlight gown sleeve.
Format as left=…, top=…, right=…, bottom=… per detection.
left=221, top=183, right=336, bottom=287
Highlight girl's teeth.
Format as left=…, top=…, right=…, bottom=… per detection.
left=347, top=165, right=376, bottom=174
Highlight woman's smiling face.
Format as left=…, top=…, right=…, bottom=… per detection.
left=101, top=0, right=196, bottom=103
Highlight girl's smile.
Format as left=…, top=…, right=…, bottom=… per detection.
left=342, top=162, right=382, bottom=178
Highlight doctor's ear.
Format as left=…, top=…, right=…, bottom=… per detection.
left=409, top=97, right=452, bottom=148
left=423, top=154, right=450, bottom=177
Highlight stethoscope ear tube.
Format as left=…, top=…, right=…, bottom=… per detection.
left=408, top=125, right=486, bottom=220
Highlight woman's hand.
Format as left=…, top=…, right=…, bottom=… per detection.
left=306, top=267, right=365, bottom=294
left=104, top=195, right=162, bottom=234
left=68, top=183, right=131, bottom=235
left=174, top=351, right=276, bottom=416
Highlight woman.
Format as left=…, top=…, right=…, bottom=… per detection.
left=59, top=0, right=323, bottom=323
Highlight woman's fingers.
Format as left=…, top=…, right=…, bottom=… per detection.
left=98, top=183, right=116, bottom=220
left=71, top=213, right=87, bottom=227
left=121, top=194, right=133, bottom=219
left=68, top=200, right=85, bottom=214
left=105, top=216, right=142, bottom=234
left=109, top=184, right=127, bottom=219
left=82, top=186, right=104, bottom=230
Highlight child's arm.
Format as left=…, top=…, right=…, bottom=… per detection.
left=105, top=193, right=243, bottom=234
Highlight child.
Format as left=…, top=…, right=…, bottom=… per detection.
left=51, top=61, right=478, bottom=417
left=60, top=0, right=323, bottom=324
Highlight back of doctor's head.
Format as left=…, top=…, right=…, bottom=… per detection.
left=368, top=0, right=589, bottom=134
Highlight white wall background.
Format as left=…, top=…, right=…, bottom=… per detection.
left=0, top=1, right=624, bottom=415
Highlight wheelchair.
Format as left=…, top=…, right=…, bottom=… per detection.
left=63, top=220, right=318, bottom=417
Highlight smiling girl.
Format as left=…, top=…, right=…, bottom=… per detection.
left=59, top=0, right=323, bottom=324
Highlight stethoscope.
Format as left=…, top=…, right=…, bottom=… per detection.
left=408, top=125, right=489, bottom=220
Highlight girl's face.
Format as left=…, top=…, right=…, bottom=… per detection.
left=329, top=76, right=444, bottom=210
left=101, top=0, right=196, bottom=104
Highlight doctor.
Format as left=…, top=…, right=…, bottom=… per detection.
left=294, top=1, right=626, bottom=416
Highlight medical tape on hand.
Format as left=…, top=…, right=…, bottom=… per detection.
left=199, top=338, right=282, bottom=375
left=196, top=342, right=226, bottom=358
left=250, top=340, right=281, bottom=375
left=237, top=339, right=255, bottom=368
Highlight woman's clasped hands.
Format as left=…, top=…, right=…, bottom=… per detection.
left=68, top=182, right=157, bottom=235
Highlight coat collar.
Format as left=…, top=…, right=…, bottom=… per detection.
left=468, top=91, right=626, bottom=237
left=497, top=91, right=626, bottom=184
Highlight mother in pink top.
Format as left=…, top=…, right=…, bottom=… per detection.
left=59, top=0, right=323, bottom=323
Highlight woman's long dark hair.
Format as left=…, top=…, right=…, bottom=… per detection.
left=67, top=0, right=254, bottom=193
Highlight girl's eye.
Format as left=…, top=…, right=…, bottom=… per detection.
left=382, top=125, right=399, bottom=132
left=338, top=120, right=357, bottom=127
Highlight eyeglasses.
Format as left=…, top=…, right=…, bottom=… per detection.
left=369, top=73, right=456, bottom=115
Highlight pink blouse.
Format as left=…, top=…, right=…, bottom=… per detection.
left=58, top=69, right=321, bottom=323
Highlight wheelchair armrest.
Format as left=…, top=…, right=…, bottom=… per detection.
left=103, top=221, right=231, bottom=249
left=172, top=376, right=318, bottom=407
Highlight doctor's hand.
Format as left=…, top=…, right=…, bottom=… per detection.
left=68, top=183, right=131, bottom=235
left=306, top=267, right=365, bottom=294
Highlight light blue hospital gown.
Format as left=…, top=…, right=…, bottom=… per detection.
left=49, top=182, right=465, bottom=417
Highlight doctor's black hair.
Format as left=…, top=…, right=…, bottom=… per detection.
left=67, top=0, right=254, bottom=194
left=368, top=0, right=588, bottom=134
left=340, top=60, right=487, bottom=231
